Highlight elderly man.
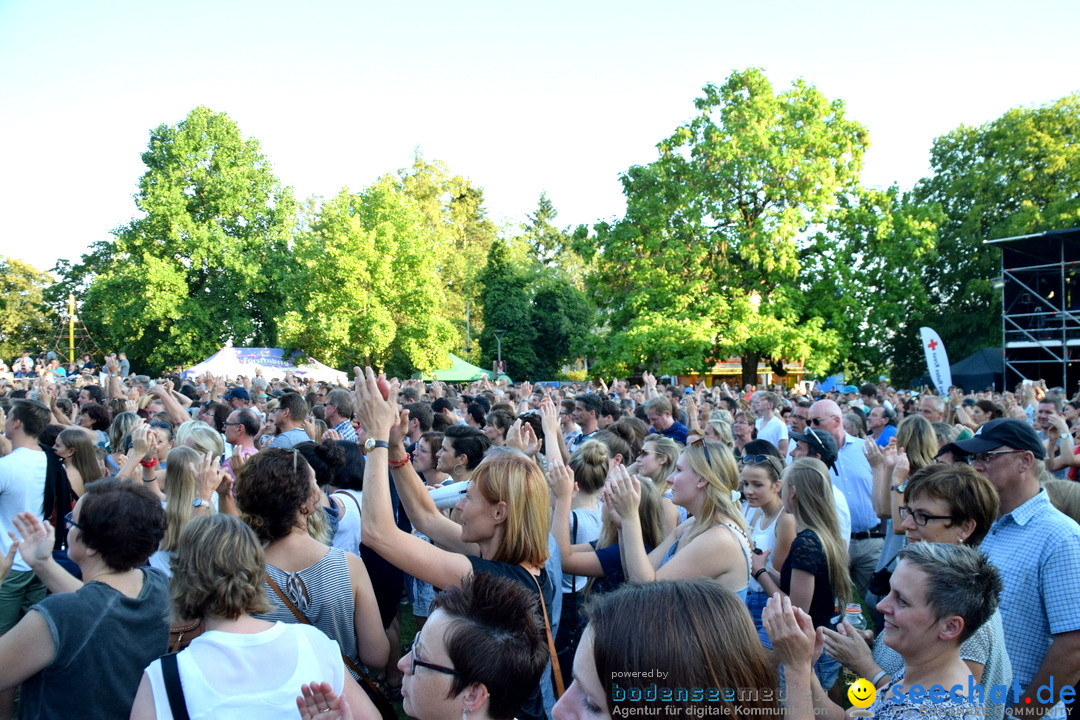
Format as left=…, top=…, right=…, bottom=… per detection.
left=324, top=389, right=358, bottom=442
left=918, top=394, right=946, bottom=423
left=808, top=399, right=880, bottom=593
left=941, top=419, right=1080, bottom=716
left=866, top=406, right=897, bottom=447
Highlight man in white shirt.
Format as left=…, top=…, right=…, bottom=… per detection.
left=752, top=390, right=788, bottom=456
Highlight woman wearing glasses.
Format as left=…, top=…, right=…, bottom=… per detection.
left=751, top=458, right=850, bottom=689
left=821, top=463, right=1010, bottom=720
left=298, top=572, right=549, bottom=720
left=0, top=480, right=169, bottom=719
left=605, top=438, right=753, bottom=598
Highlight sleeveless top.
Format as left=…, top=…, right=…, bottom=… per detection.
left=744, top=506, right=781, bottom=593
left=256, top=547, right=360, bottom=678
left=145, top=622, right=345, bottom=719
left=661, top=521, right=752, bottom=601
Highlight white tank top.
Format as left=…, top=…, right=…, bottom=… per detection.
left=744, top=506, right=781, bottom=593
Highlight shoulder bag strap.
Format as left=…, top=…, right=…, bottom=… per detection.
left=522, top=564, right=565, bottom=697
left=161, top=652, right=191, bottom=720
left=266, top=572, right=397, bottom=720
left=333, top=490, right=362, bottom=518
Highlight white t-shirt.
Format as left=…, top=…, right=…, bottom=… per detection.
left=756, top=416, right=789, bottom=453
left=0, top=447, right=48, bottom=572
left=145, top=622, right=344, bottom=719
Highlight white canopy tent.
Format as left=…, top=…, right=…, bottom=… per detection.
left=182, top=346, right=349, bottom=385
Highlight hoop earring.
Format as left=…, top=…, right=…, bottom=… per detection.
left=452, top=463, right=466, bottom=478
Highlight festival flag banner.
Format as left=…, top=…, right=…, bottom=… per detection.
left=919, top=327, right=953, bottom=394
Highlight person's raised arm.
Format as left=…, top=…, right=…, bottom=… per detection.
left=865, top=439, right=895, bottom=520
left=12, top=513, right=83, bottom=594
left=546, top=462, right=605, bottom=577
left=147, top=384, right=190, bottom=427
left=608, top=464, right=665, bottom=582
left=539, top=397, right=569, bottom=467
left=354, top=367, right=473, bottom=590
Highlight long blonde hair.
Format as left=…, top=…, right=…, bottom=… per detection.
left=162, top=446, right=204, bottom=552
left=642, top=434, right=680, bottom=489
left=783, top=458, right=850, bottom=605
left=682, top=439, right=746, bottom=544
left=896, top=415, right=937, bottom=472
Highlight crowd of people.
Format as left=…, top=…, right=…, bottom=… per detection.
left=0, top=353, right=1078, bottom=719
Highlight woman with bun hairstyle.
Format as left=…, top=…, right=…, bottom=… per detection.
left=237, top=448, right=389, bottom=676
left=131, top=514, right=377, bottom=719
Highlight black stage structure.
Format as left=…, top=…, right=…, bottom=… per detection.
left=989, top=227, right=1080, bottom=390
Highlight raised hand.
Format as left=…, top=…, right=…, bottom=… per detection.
left=545, top=461, right=575, bottom=501
left=605, top=462, right=641, bottom=521
left=296, top=682, right=351, bottom=720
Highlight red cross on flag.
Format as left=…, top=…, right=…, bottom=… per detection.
left=920, top=327, right=953, bottom=394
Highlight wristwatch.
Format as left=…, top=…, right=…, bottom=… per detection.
left=192, top=498, right=208, bottom=508
left=891, top=483, right=907, bottom=494
left=364, top=438, right=389, bottom=452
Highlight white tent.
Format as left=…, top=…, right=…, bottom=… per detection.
left=182, top=346, right=348, bottom=385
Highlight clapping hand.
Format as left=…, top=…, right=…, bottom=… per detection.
left=604, top=462, right=641, bottom=522
left=296, top=682, right=351, bottom=720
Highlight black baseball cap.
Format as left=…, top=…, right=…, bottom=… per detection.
left=789, top=428, right=838, bottom=469
left=938, top=418, right=1045, bottom=460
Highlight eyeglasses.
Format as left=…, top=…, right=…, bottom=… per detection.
left=810, top=416, right=836, bottom=426
left=222, top=421, right=242, bottom=427
left=64, top=511, right=81, bottom=530
left=898, top=506, right=955, bottom=526
left=970, top=449, right=1026, bottom=463
left=409, top=638, right=457, bottom=676
left=740, top=454, right=774, bottom=465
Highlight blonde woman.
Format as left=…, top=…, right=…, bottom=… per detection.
left=752, top=457, right=850, bottom=690
left=607, top=439, right=752, bottom=598
left=148, top=446, right=221, bottom=576
left=628, top=434, right=683, bottom=533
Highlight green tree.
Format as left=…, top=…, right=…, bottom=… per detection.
left=279, top=181, right=457, bottom=375
left=530, top=279, right=594, bottom=379
left=0, top=257, right=54, bottom=361
left=577, top=69, right=868, bottom=381
left=900, top=93, right=1080, bottom=383
left=396, top=153, right=497, bottom=355
left=478, top=239, right=537, bottom=378
left=62, top=106, right=298, bottom=371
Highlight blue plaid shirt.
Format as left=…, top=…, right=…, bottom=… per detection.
left=333, top=420, right=358, bottom=443
left=980, top=488, right=1080, bottom=692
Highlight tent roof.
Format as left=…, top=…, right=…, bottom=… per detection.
left=951, top=348, right=1004, bottom=375
left=421, top=353, right=510, bottom=383
left=182, top=347, right=348, bottom=385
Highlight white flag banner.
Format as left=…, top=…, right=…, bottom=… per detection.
left=920, top=327, right=953, bottom=394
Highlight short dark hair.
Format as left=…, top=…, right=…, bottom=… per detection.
left=11, top=399, right=51, bottom=438
left=78, top=478, right=166, bottom=570
left=444, top=425, right=491, bottom=470
left=599, top=398, right=620, bottom=421
left=277, top=391, right=309, bottom=421
left=79, top=402, right=111, bottom=431
left=295, top=440, right=347, bottom=487
left=234, top=408, right=261, bottom=437
left=859, top=383, right=878, bottom=398
left=404, top=402, right=434, bottom=432
left=430, top=572, right=547, bottom=720
left=575, top=393, right=602, bottom=416
left=464, top=402, right=487, bottom=427
left=896, top=543, right=1002, bottom=643
left=80, top=385, right=104, bottom=403
left=432, top=397, right=455, bottom=414
left=331, top=440, right=366, bottom=492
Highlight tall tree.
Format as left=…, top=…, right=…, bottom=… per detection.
left=478, top=239, right=537, bottom=378
left=576, top=69, right=868, bottom=381
left=901, top=93, right=1080, bottom=382
left=279, top=181, right=457, bottom=375
left=396, top=153, right=497, bottom=356
left=0, top=257, right=54, bottom=361
left=64, top=106, right=298, bottom=370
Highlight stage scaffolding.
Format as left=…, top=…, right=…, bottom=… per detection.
left=989, top=227, right=1080, bottom=390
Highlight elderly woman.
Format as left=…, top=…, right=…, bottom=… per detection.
left=553, top=579, right=778, bottom=719
left=236, top=448, right=388, bottom=675
left=766, top=542, right=1002, bottom=720
left=132, top=514, right=375, bottom=719
left=0, top=479, right=169, bottom=719
left=822, top=463, right=1010, bottom=720
left=298, top=572, right=548, bottom=720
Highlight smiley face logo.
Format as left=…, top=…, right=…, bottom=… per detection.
left=847, top=678, right=877, bottom=709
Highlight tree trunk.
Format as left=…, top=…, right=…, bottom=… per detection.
left=741, top=352, right=760, bottom=388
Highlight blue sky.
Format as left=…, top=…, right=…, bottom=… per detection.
left=1, top=0, right=1077, bottom=272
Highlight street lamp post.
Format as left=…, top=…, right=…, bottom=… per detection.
left=493, top=329, right=506, bottom=375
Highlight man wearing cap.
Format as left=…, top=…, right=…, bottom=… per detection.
left=223, top=386, right=252, bottom=410
left=941, top=419, right=1080, bottom=715
left=808, top=399, right=879, bottom=593
left=789, top=427, right=852, bottom=546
